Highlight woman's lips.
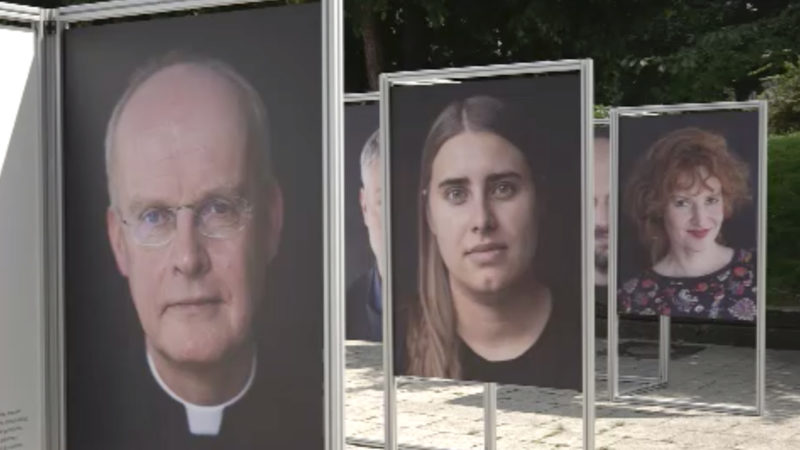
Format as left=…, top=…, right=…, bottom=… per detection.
left=465, top=242, right=507, bottom=264
left=466, top=242, right=507, bottom=255
left=687, top=228, right=710, bottom=239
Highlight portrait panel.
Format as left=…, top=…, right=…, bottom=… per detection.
left=63, top=4, right=324, bottom=449
left=616, top=109, right=760, bottom=324
left=345, top=99, right=382, bottom=342
left=387, top=69, right=586, bottom=389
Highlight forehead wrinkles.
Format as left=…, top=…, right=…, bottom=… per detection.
left=112, top=65, right=251, bottom=186
left=115, top=64, right=248, bottom=143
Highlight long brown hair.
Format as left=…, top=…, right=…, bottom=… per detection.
left=406, top=95, right=543, bottom=378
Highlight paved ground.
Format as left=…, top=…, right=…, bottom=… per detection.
left=345, top=337, right=800, bottom=449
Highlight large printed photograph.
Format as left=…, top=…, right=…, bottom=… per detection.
left=63, top=4, right=323, bottom=449
left=345, top=99, right=383, bottom=343
left=389, top=73, right=585, bottom=390
left=616, top=110, right=760, bottom=324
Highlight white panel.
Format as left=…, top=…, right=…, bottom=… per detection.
left=0, top=27, right=34, bottom=171
left=0, top=27, right=42, bottom=450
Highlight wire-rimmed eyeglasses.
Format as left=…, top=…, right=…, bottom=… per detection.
left=118, top=195, right=254, bottom=247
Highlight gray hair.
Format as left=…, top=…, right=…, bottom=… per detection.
left=104, top=52, right=272, bottom=206
left=359, top=128, right=381, bottom=185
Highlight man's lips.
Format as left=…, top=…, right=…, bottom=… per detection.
left=465, top=242, right=507, bottom=255
left=163, top=298, right=222, bottom=313
left=687, top=228, right=711, bottom=239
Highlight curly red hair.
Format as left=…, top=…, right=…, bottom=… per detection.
left=624, top=127, right=751, bottom=262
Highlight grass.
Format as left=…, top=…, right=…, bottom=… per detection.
left=767, top=132, right=800, bottom=308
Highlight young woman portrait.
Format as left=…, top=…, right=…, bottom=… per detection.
left=396, top=94, right=581, bottom=388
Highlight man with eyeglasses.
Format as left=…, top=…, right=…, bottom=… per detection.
left=104, top=54, right=283, bottom=445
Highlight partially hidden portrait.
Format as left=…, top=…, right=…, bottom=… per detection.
left=64, top=5, right=323, bottom=449
left=345, top=101, right=383, bottom=342
left=618, top=123, right=758, bottom=323
left=390, top=75, right=584, bottom=390
left=594, top=125, right=610, bottom=291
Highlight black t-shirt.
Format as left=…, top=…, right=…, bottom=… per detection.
left=459, top=299, right=582, bottom=390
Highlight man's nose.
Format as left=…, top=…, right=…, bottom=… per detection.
left=470, top=196, right=497, bottom=234
left=170, top=211, right=210, bottom=277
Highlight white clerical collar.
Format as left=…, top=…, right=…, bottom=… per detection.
left=146, top=350, right=257, bottom=436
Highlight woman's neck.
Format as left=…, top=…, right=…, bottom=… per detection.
left=654, top=243, right=734, bottom=277
left=451, top=276, right=552, bottom=362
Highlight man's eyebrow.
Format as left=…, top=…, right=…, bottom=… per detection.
left=125, top=185, right=247, bottom=213
left=127, top=197, right=168, bottom=215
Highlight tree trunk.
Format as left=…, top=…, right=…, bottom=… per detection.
left=360, top=3, right=383, bottom=91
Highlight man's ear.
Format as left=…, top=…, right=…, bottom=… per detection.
left=359, top=186, right=368, bottom=224
left=107, top=207, right=130, bottom=277
left=264, top=180, right=284, bottom=263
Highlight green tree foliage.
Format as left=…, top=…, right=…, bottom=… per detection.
left=621, top=1, right=800, bottom=104
left=345, top=0, right=800, bottom=108
left=10, top=0, right=800, bottom=105
left=761, top=57, right=800, bottom=134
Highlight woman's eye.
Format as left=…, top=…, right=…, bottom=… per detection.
left=706, top=196, right=721, bottom=205
left=673, top=198, right=689, bottom=208
left=444, top=187, right=468, bottom=205
left=492, top=181, right=517, bottom=200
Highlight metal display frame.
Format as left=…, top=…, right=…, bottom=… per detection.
left=342, top=90, right=388, bottom=450
left=596, top=117, right=670, bottom=395
left=380, top=59, right=595, bottom=450
left=345, top=91, right=380, bottom=104
left=342, top=90, right=382, bottom=450
left=607, top=101, right=767, bottom=416
left=0, top=1, right=39, bottom=22
left=19, top=0, right=345, bottom=449
left=40, top=9, right=64, bottom=450
left=344, top=91, right=501, bottom=450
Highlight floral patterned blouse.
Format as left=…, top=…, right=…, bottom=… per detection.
left=618, top=248, right=757, bottom=323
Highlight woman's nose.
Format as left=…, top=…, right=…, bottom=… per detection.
left=471, top=196, right=497, bottom=233
left=690, top=202, right=706, bottom=226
